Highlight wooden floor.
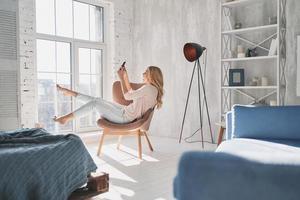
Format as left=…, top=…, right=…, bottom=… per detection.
left=82, top=134, right=217, bottom=200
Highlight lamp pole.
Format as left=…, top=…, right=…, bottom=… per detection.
left=179, top=43, right=214, bottom=147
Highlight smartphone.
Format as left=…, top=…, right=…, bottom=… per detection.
left=121, top=61, right=126, bottom=67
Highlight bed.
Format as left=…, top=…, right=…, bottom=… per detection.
left=0, top=128, right=98, bottom=200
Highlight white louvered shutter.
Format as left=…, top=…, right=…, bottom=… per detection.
left=0, top=0, right=19, bottom=131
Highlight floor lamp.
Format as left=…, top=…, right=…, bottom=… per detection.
left=179, top=43, right=214, bottom=148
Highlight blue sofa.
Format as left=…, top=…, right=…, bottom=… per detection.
left=174, top=105, right=300, bottom=200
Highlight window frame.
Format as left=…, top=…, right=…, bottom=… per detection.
left=35, top=0, right=110, bottom=133
left=74, top=41, right=104, bottom=132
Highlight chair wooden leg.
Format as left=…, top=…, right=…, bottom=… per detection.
left=97, top=131, right=106, bottom=156
left=137, top=131, right=142, bottom=159
left=143, top=131, right=154, bottom=152
left=117, top=136, right=122, bottom=150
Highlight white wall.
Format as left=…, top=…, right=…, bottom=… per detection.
left=285, top=0, right=300, bottom=104
left=131, top=0, right=221, bottom=140
left=19, top=0, right=36, bottom=128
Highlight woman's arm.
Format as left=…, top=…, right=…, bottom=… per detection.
left=117, top=65, right=147, bottom=100
left=118, top=66, right=132, bottom=94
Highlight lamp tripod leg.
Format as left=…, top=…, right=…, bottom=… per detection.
left=197, top=59, right=214, bottom=144
left=196, top=60, right=204, bottom=148
left=179, top=62, right=197, bottom=143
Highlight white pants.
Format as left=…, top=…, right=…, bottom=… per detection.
left=73, top=93, right=131, bottom=124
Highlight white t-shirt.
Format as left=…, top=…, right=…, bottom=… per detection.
left=123, top=84, right=158, bottom=120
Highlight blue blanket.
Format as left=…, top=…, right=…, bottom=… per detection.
left=0, top=128, right=97, bottom=200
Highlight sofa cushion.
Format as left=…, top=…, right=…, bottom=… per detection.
left=232, top=105, right=300, bottom=140
left=216, top=138, right=300, bottom=165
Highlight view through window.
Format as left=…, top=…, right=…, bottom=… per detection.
left=36, top=0, right=105, bottom=133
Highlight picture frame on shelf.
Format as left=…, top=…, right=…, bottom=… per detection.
left=229, top=69, right=245, bottom=86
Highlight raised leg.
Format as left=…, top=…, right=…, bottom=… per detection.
left=53, top=113, right=74, bottom=124
left=143, top=131, right=154, bottom=151
left=117, top=136, right=122, bottom=150
left=97, top=130, right=106, bottom=156
left=137, top=131, right=142, bottom=159
left=57, top=84, right=78, bottom=97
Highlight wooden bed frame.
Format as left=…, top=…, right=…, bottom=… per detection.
left=69, top=172, right=109, bottom=200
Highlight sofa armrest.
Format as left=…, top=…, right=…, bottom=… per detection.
left=225, top=111, right=232, bottom=140
left=174, top=151, right=300, bottom=200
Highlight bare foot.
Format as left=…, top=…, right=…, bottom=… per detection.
left=56, top=84, right=73, bottom=96
left=53, top=115, right=68, bottom=125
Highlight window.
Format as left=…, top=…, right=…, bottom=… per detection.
left=76, top=47, right=102, bottom=129
left=36, top=0, right=106, bottom=133
left=36, top=0, right=103, bottom=41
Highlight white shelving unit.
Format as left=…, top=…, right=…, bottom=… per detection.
left=222, top=86, right=278, bottom=89
left=222, top=0, right=266, bottom=8
left=222, top=24, right=278, bottom=35
left=220, top=0, right=287, bottom=119
left=222, top=55, right=278, bottom=62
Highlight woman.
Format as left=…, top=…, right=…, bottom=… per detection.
left=53, top=65, right=164, bottom=124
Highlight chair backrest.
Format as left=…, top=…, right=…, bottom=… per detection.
left=140, top=107, right=155, bottom=131
left=112, top=81, right=155, bottom=132
left=112, top=81, right=144, bottom=106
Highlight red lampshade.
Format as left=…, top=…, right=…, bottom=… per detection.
left=183, top=43, right=206, bottom=62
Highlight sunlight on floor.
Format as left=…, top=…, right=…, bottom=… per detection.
left=84, top=135, right=216, bottom=200
left=89, top=145, right=156, bottom=199
left=88, top=143, right=163, bottom=200
left=102, top=144, right=159, bottom=166
left=90, top=150, right=137, bottom=183
left=99, top=185, right=136, bottom=200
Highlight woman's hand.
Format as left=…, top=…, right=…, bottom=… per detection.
left=117, top=66, right=125, bottom=80
left=123, top=67, right=129, bottom=82
left=118, top=64, right=132, bottom=94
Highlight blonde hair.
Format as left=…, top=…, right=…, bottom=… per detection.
left=147, top=66, right=164, bottom=109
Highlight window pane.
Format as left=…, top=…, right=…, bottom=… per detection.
left=91, top=75, right=101, bottom=97
left=91, top=49, right=102, bottom=74
left=37, top=40, right=56, bottom=72
left=57, top=102, right=73, bottom=132
left=79, top=74, right=90, bottom=95
left=79, top=48, right=91, bottom=74
left=74, top=1, right=89, bottom=40
left=57, top=73, right=71, bottom=102
left=38, top=73, right=56, bottom=103
left=56, top=0, right=73, bottom=37
left=79, top=115, right=90, bottom=128
left=38, top=103, right=55, bottom=132
left=90, top=5, right=103, bottom=42
left=36, top=0, right=55, bottom=35
left=57, top=42, right=71, bottom=73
